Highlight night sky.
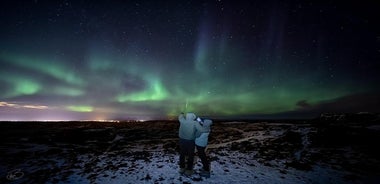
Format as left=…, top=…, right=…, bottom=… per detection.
left=0, top=1, right=379, bottom=121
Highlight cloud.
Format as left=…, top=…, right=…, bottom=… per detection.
left=296, top=100, right=311, bottom=109
left=282, top=92, right=380, bottom=118
left=0, top=101, right=48, bottom=110
left=303, top=92, right=380, bottom=113
left=237, top=92, right=380, bottom=119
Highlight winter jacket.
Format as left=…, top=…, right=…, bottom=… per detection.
left=195, top=119, right=212, bottom=147
left=178, top=113, right=197, bottom=140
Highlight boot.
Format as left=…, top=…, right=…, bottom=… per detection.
left=200, top=169, right=210, bottom=178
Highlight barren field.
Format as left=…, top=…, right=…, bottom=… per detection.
left=1, top=118, right=379, bottom=183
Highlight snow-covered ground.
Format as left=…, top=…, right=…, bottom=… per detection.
left=1, top=120, right=379, bottom=183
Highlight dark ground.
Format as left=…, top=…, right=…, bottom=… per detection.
left=0, top=113, right=379, bottom=183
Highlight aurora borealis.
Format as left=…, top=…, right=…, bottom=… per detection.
left=0, top=1, right=379, bottom=121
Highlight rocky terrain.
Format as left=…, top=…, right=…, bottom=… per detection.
left=1, top=113, right=379, bottom=183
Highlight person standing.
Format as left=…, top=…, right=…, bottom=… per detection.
left=194, top=118, right=212, bottom=178
left=178, top=112, right=197, bottom=176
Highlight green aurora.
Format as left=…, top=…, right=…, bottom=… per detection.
left=0, top=1, right=378, bottom=120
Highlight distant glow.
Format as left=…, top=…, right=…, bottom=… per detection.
left=81, top=119, right=120, bottom=123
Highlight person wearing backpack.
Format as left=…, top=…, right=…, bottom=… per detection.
left=178, top=112, right=197, bottom=176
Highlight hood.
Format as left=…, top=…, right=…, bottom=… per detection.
left=186, top=113, right=196, bottom=120
left=202, top=119, right=213, bottom=127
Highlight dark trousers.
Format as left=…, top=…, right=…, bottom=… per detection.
left=196, top=145, right=210, bottom=171
left=179, top=138, right=195, bottom=170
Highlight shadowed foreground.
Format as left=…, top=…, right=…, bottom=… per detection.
left=1, top=114, right=379, bottom=183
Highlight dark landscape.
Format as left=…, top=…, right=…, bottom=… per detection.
left=1, top=1, right=380, bottom=183
left=1, top=113, right=380, bottom=183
